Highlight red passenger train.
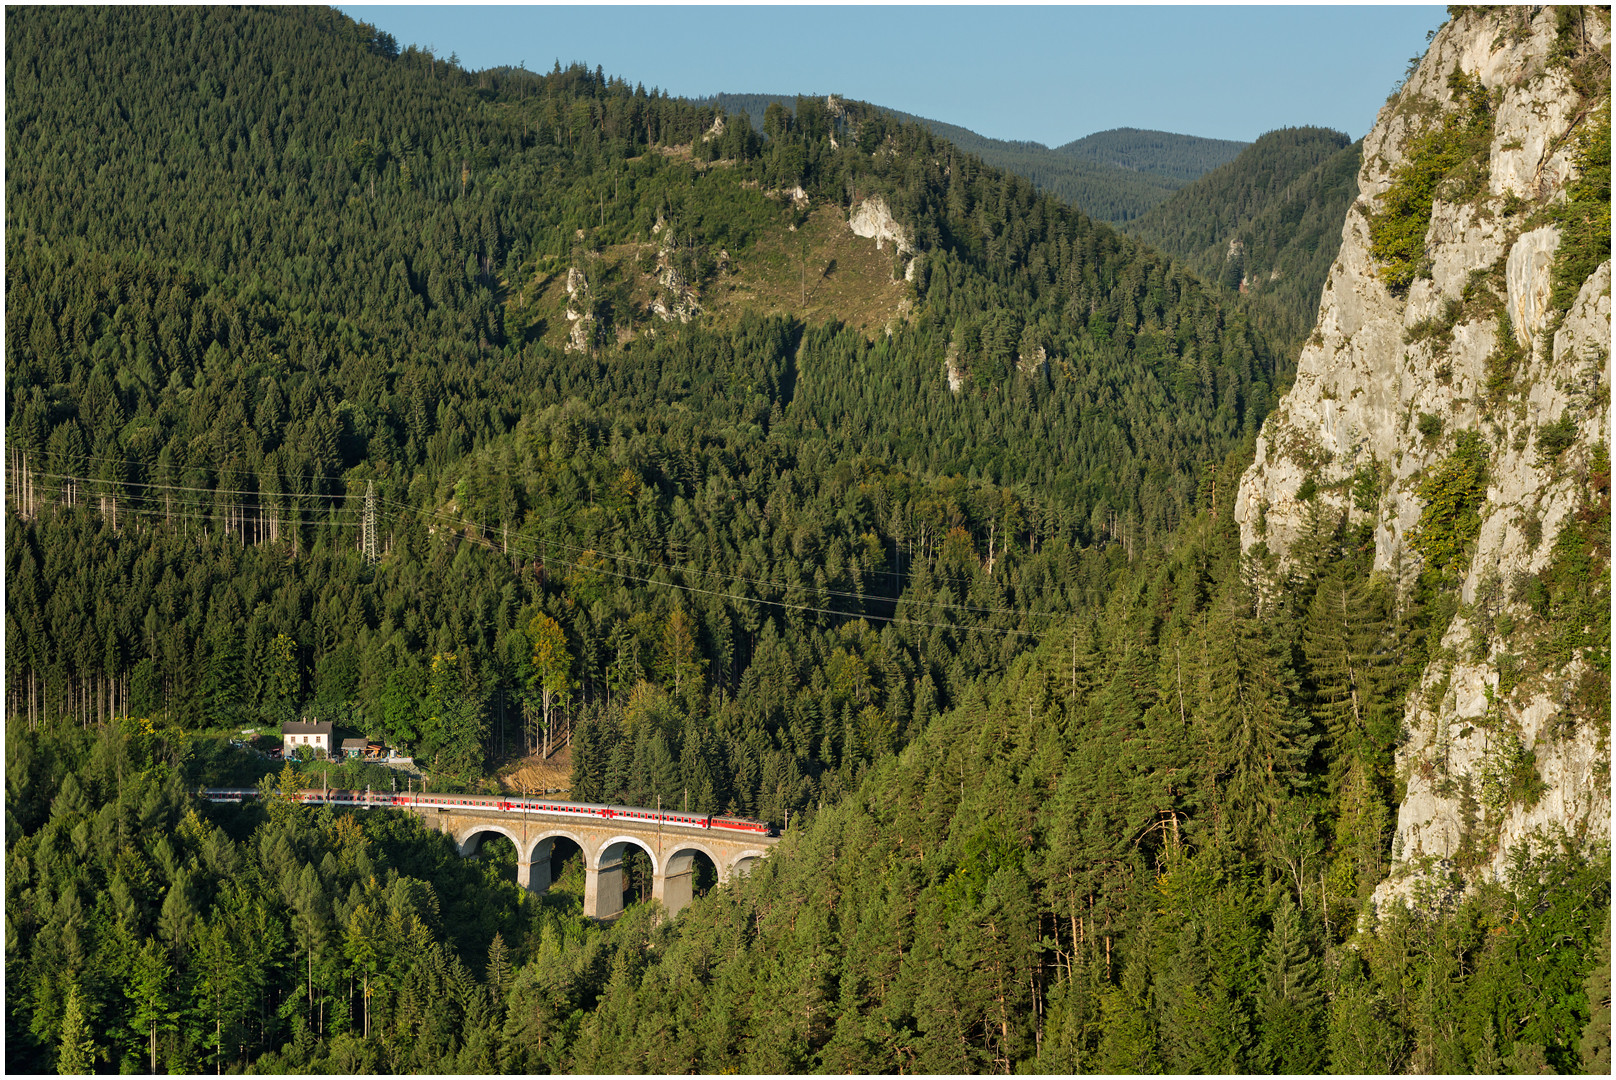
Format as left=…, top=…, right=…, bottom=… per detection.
left=199, top=788, right=776, bottom=836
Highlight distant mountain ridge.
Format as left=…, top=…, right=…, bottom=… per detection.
left=1055, top=126, right=1251, bottom=183
left=1127, top=126, right=1362, bottom=353
left=691, top=92, right=1248, bottom=222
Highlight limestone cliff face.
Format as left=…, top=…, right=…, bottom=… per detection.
left=1233, top=8, right=1611, bottom=908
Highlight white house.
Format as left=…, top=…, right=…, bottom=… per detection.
left=282, top=720, right=335, bottom=757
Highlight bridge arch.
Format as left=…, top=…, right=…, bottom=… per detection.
left=657, top=841, right=723, bottom=915
left=587, top=834, right=660, bottom=919
left=454, top=823, right=534, bottom=888
left=726, top=849, right=769, bottom=882
left=454, top=822, right=526, bottom=859
left=521, top=828, right=591, bottom=894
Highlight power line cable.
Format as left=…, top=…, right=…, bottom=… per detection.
left=493, top=527, right=1051, bottom=639
left=18, top=456, right=1091, bottom=619
left=18, top=443, right=1081, bottom=592
left=385, top=494, right=1072, bottom=624
left=25, top=470, right=359, bottom=503
left=11, top=467, right=1071, bottom=630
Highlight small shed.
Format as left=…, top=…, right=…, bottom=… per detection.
left=340, top=737, right=369, bottom=760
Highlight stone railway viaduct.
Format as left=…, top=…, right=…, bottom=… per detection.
left=408, top=803, right=776, bottom=918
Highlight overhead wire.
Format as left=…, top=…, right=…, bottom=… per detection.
left=25, top=470, right=358, bottom=503
left=385, top=493, right=1072, bottom=625
left=80, top=502, right=359, bottom=530
left=16, top=468, right=1080, bottom=635
left=16, top=442, right=1086, bottom=594
left=490, top=522, right=1052, bottom=639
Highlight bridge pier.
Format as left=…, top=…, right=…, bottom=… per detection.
left=517, top=856, right=550, bottom=893
left=653, top=863, right=695, bottom=915
left=519, top=836, right=563, bottom=894
left=584, top=853, right=626, bottom=919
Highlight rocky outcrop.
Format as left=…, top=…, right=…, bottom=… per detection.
left=1376, top=260, right=1611, bottom=909
left=945, top=340, right=966, bottom=394
left=652, top=264, right=699, bottom=323
left=766, top=184, right=810, bottom=210
left=826, top=94, right=845, bottom=149
left=1017, top=344, right=1048, bottom=378
left=849, top=195, right=913, bottom=256
left=1233, top=7, right=1611, bottom=911
left=650, top=236, right=701, bottom=324
left=564, top=267, right=595, bottom=354
left=1505, top=225, right=1561, bottom=344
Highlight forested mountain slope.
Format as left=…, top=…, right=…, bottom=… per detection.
left=5, top=3, right=1282, bottom=782
left=5, top=5, right=1608, bottom=1077
left=1129, top=127, right=1363, bottom=352
left=1056, top=126, right=1251, bottom=182
left=5, top=6, right=1289, bottom=1067
left=699, top=92, right=1245, bottom=222
left=561, top=10, right=1610, bottom=1074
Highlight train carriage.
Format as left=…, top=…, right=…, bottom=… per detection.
left=200, top=787, right=776, bottom=835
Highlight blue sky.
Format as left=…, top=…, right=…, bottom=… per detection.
left=339, top=4, right=1448, bottom=145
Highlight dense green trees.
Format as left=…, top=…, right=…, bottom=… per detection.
left=6, top=3, right=1286, bottom=803
left=534, top=512, right=1608, bottom=1075
left=1056, top=127, right=1250, bottom=183
left=1130, top=126, right=1362, bottom=353
left=4, top=719, right=615, bottom=1073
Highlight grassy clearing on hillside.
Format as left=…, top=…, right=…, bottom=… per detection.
left=507, top=200, right=912, bottom=349
left=710, top=203, right=910, bottom=335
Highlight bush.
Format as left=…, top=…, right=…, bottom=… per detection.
left=1412, top=429, right=1488, bottom=578
left=1352, top=462, right=1384, bottom=513
left=1535, top=413, right=1579, bottom=465
left=1480, top=732, right=1543, bottom=814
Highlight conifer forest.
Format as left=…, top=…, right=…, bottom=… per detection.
left=5, top=5, right=1610, bottom=1074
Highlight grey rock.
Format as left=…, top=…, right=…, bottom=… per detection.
left=1233, top=7, right=1612, bottom=917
